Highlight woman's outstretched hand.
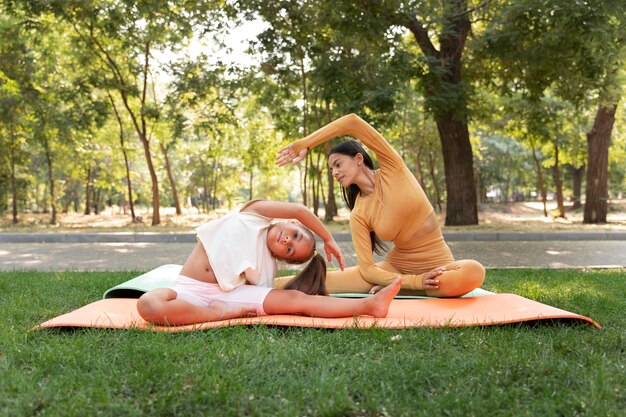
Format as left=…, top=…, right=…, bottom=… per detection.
left=276, top=144, right=308, bottom=166
left=323, top=239, right=345, bottom=271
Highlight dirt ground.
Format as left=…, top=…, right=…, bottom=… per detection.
left=2, top=200, right=626, bottom=233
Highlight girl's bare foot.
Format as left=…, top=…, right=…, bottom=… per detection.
left=209, top=300, right=259, bottom=321
left=365, top=277, right=402, bottom=318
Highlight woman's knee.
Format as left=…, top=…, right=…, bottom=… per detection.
left=436, top=260, right=485, bottom=297
left=460, top=259, right=486, bottom=286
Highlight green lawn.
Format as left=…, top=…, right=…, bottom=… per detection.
left=1, top=269, right=624, bottom=417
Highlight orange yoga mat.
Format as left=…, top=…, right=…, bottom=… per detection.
left=35, top=294, right=600, bottom=331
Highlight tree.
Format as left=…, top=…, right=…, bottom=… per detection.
left=242, top=0, right=412, bottom=220
left=25, top=0, right=233, bottom=225
left=478, top=0, right=626, bottom=223
left=244, top=0, right=487, bottom=225
left=391, top=0, right=483, bottom=225
left=106, top=89, right=138, bottom=222
left=0, top=11, right=33, bottom=223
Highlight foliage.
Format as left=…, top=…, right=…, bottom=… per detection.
left=1, top=0, right=626, bottom=224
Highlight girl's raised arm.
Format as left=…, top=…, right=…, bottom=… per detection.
left=243, top=200, right=344, bottom=270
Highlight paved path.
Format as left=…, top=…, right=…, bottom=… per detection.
left=1, top=232, right=624, bottom=271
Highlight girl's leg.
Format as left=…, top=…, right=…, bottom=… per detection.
left=423, top=260, right=485, bottom=297
left=263, top=277, right=401, bottom=318
left=137, top=288, right=258, bottom=325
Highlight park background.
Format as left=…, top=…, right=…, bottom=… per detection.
left=2, top=0, right=626, bottom=232
left=1, top=2, right=626, bottom=417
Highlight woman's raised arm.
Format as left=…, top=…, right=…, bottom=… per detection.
left=276, top=114, right=403, bottom=170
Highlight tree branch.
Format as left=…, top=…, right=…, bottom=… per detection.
left=402, top=12, right=439, bottom=59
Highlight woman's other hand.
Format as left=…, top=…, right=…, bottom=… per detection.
left=421, top=267, right=443, bottom=289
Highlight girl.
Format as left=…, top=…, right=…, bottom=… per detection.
left=137, top=199, right=401, bottom=325
left=275, top=114, right=485, bottom=297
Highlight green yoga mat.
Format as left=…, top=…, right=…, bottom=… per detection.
left=103, top=264, right=183, bottom=298
left=103, top=264, right=493, bottom=299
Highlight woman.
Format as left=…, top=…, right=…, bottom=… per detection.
left=275, top=114, right=485, bottom=297
left=137, top=199, right=401, bottom=325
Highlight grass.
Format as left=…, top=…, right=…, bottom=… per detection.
left=1, top=269, right=624, bottom=416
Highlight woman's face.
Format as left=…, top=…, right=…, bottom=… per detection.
left=328, top=153, right=362, bottom=187
left=266, top=222, right=314, bottom=262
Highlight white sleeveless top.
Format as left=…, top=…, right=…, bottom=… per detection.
left=196, top=206, right=276, bottom=291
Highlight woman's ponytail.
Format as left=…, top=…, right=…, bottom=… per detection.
left=282, top=253, right=327, bottom=296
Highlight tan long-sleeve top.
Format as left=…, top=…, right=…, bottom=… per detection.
left=291, top=114, right=435, bottom=288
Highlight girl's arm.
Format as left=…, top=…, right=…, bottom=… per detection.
left=276, top=113, right=404, bottom=170
left=243, top=200, right=345, bottom=270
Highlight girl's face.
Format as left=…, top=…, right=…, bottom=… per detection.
left=328, top=152, right=362, bottom=187
left=266, top=222, right=314, bottom=262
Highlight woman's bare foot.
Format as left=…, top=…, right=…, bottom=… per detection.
left=365, top=277, right=402, bottom=318
left=209, top=300, right=259, bottom=321
left=368, top=285, right=385, bottom=294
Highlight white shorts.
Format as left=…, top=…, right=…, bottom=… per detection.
left=171, top=275, right=273, bottom=316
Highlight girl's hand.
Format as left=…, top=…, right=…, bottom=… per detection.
left=421, top=267, right=444, bottom=289
left=276, top=144, right=308, bottom=166
left=323, top=239, right=345, bottom=271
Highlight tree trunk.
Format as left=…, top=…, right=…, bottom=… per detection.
left=324, top=103, right=337, bottom=221
left=414, top=122, right=426, bottom=190
left=249, top=170, right=254, bottom=201
left=9, top=127, right=18, bottom=224
left=136, top=131, right=160, bottom=224
left=404, top=0, right=478, bottom=225
left=80, top=29, right=160, bottom=224
left=10, top=156, right=18, bottom=224
left=529, top=139, right=548, bottom=217
left=210, top=159, right=220, bottom=211
left=302, top=152, right=312, bottom=207
left=160, top=142, right=182, bottom=215
left=570, top=165, right=584, bottom=210
left=312, top=151, right=323, bottom=217
left=94, top=188, right=101, bottom=215
left=584, top=103, right=616, bottom=224
left=436, top=114, right=478, bottom=225
left=43, top=137, right=57, bottom=225
left=10, top=152, right=18, bottom=224
left=199, top=155, right=209, bottom=212
left=428, top=148, right=443, bottom=213
left=122, top=148, right=136, bottom=221
left=552, top=142, right=565, bottom=218
left=84, top=166, right=92, bottom=215
left=300, top=54, right=310, bottom=207
left=107, top=90, right=137, bottom=222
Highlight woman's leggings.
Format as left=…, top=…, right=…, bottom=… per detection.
left=274, top=228, right=485, bottom=297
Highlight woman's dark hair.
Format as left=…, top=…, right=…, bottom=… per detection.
left=280, top=225, right=327, bottom=295
left=329, top=140, right=387, bottom=256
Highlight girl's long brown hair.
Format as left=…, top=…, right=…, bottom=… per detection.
left=282, top=253, right=327, bottom=295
